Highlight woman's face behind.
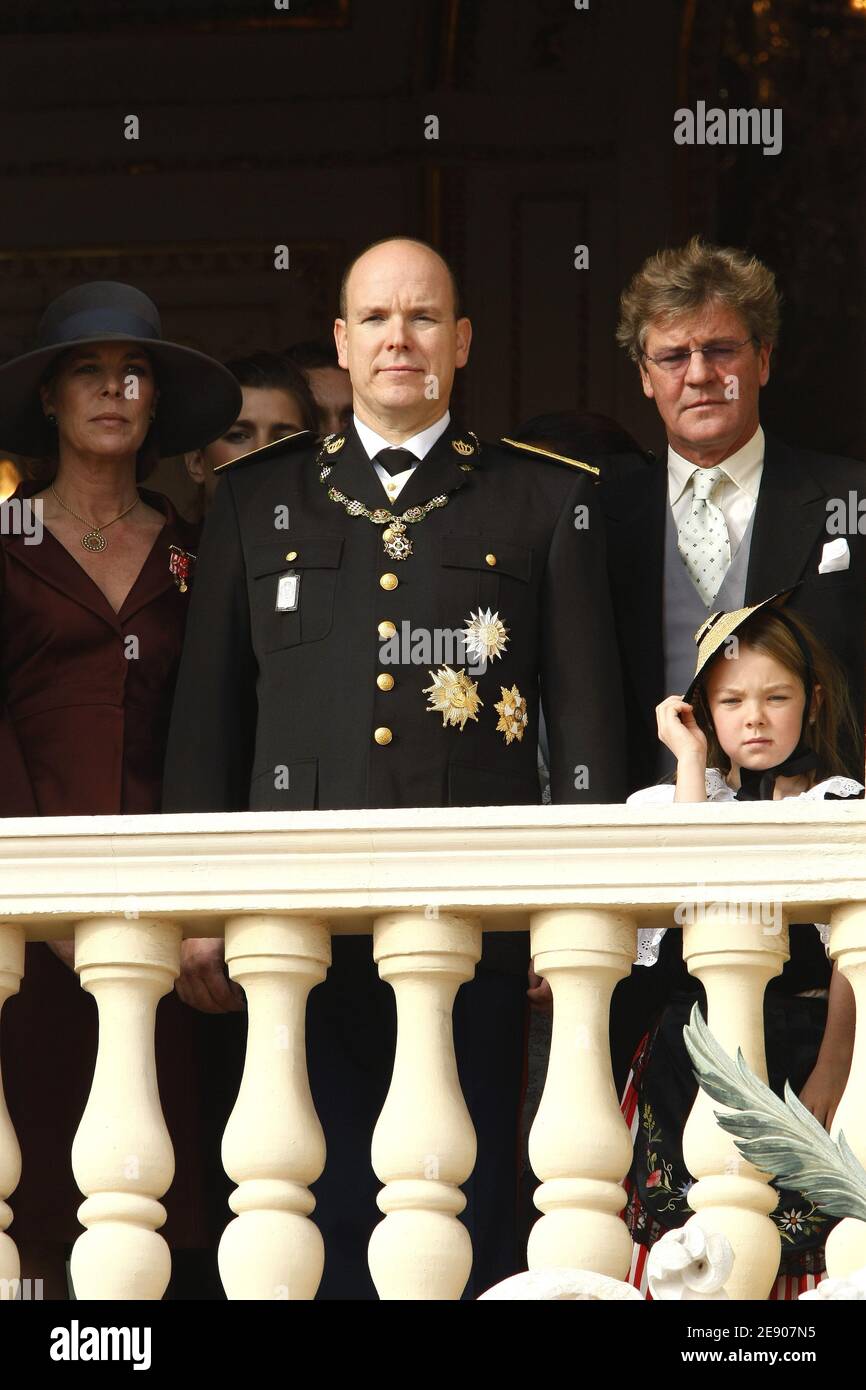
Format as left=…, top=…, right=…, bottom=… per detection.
left=188, top=386, right=308, bottom=502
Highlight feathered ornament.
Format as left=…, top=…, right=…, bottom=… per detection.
left=683, top=1003, right=866, bottom=1221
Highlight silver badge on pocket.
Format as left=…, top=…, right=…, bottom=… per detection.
left=276, top=571, right=300, bottom=612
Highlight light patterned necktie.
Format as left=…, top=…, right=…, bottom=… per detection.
left=677, top=465, right=731, bottom=606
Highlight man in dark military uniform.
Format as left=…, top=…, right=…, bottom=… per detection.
left=164, top=237, right=626, bottom=1297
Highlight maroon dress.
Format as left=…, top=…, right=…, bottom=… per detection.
left=0, top=481, right=211, bottom=1248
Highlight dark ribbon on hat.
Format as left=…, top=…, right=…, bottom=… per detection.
left=734, top=609, right=818, bottom=801
left=375, top=447, right=418, bottom=477
left=46, top=307, right=159, bottom=346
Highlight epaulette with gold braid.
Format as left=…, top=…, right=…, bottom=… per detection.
left=498, top=437, right=600, bottom=479
left=213, top=429, right=314, bottom=473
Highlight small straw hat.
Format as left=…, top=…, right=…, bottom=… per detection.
left=683, top=589, right=795, bottom=703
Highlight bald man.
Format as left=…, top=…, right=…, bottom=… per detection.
left=165, top=237, right=626, bottom=1298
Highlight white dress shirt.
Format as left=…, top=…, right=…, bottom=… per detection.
left=353, top=411, right=451, bottom=502
left=668, top=425, right=765, bottom=557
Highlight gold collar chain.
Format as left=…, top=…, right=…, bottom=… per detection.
left=316, top=433, right=478, bottom=561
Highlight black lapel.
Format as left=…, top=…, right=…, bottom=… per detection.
left=602, top=451, right=668, bottom=722
left=393, top=420, right=478, bottom=510
left=746, top=435, right=829, bottom=601
left=323, top=422, right=391, bottom=511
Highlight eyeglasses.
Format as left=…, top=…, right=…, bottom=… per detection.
left=643, top=336, right=758, bottom=374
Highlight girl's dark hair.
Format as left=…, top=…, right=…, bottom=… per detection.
left=691, top=607, right=859, bottom=782
left=222, top=350, right=318, bottom=435
left=25, top=346, right=160, bottom=485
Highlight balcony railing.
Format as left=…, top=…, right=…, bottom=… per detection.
left=1, top=801, right=865, bottom=1300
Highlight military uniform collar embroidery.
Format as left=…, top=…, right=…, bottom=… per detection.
left=318, top=422, right=482, bottom=558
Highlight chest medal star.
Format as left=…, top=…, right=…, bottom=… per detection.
left=423, top=666, right=483, bottom=731
left=463, top=608, right=509, bottom=663
left=494, top=685, right=529, bottom=744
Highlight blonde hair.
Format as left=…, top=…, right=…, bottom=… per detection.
left=616, top=235, right=781, bottom=363
left=691, top=609, right=858, bottom=782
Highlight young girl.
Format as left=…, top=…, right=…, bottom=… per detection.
left=622, top=592, right=863, bottom=1299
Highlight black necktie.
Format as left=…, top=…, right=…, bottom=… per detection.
left=375, top=447, right=418, bottom=477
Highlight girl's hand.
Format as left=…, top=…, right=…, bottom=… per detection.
left=655, top=696, right=708, bottom=763
left=799, top=1058, right=850, bottom=1131
left=528, top=963, right=552, bottom=1010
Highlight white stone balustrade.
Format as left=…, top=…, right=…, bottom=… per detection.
left=369, top=911, right=481, bottom=1300
left=219, top=913, right=330, bottom=1300
left=71, top=916, right=182, bottom=1300
left=827, top=901, right=866, bottom=1279
left=680, top=912, right=788, bottom=1300
left=528, top=908, right=636, bottom=1280
left=0, top=799, right=862, bottom=1301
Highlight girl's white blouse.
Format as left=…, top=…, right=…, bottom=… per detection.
left=628, top=770, right=865, bottom=966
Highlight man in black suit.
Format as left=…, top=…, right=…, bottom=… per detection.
left=608, top=235, right=866, bottom=792
left=164, top=236, right=626, bottom=1296
left=605, top=236, right=866, bottom=1087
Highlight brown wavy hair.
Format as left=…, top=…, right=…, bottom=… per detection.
left=690, top=608, right=859, bottom=782
left=617, top=235, right=781, bottom=364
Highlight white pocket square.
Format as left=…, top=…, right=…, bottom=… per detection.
left=819, top=538, right=850, bottom=574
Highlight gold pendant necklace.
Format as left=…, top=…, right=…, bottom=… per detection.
left=50, top=484, right=139, bottom=552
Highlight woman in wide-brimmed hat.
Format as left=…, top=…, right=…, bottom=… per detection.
left=619, top=593, right=863, bottom=1299
left=0, top=281, right=242, bottom=1295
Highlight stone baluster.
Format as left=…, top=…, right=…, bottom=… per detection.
left=826, top=902, right=866, bottom=1278
left=219, top=914, right=330, bottom=1300
left=527, top=908, right=637, bottom=1280
left=70, top=917, right=181, bottom=1300
left=0, top=926, right=24, bottom=1296
left=368, top=912, right=481, bottom=1300
left=681, top=910, right=788, bottom=1300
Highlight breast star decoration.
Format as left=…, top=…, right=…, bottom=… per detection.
left=463, top=608, right=509, bottom=663
left=423, top=666, right=483, bottom=731
left=494, top=685, right=528, bottom=745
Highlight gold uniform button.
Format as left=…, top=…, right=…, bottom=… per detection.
left=377, top=673, right=395, bottom=692
left=374, top=726, right=393, bottom=746
left=285, top=550, right=298, bottom=562
left=485, top=553, right=497, bottom=567
left=382, top=527, right=394, bottom=541
left=380, top=572, right=399, bottom=591
left=378, top=620, right=397, bottom=639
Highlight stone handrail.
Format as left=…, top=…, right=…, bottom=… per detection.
left=0, top=802, right=864, bottom=1300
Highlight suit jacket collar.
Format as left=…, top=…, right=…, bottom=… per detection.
left=745, top=434, right=829, bottom=601
left=4, top=481, right=196, bottom=631
left=325, top=419, right=479, bottom=515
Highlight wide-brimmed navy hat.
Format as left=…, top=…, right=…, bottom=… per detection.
left=0, top=281, right=243, bottom=456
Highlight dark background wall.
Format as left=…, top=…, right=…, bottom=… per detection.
left=0, top=0, right=862, bottom=501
